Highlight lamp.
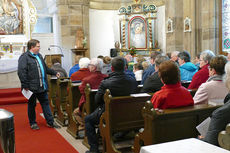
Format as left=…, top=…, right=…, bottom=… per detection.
left=48, top=45, right=64, bottom=57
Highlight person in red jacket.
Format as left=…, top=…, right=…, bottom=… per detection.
left=70, top=57, right=91, bottom=81
left=151, top=60, right=194, bottom=109
left=73, top=58, right=108, bottom=131
left=188, top=50, right=215, bottom=89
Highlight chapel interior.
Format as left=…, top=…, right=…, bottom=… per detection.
left=0, top=0, right=229, bottom=153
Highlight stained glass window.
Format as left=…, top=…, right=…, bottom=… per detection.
left=222, top=0, right=230, bottom=52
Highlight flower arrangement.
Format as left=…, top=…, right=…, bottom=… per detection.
left=2, top=45, right=9, bottom=52
left=129, top=46, right=136, bottom=56
left=82, top=37, right=87, bottom=48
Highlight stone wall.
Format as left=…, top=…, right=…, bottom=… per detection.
left=57, top=0, right=90, bottom=61
left=165, top=0, right=219, bottom=59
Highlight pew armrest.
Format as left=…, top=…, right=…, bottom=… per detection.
left=218, top=123, right=230, bottom=150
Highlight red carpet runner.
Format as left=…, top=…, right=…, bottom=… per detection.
left=0, top=103, right=79, bottom=153
left=0, top=88, right=27, bottom=105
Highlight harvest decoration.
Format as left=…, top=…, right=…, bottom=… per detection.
left=129, top=46, right=136, bottom=56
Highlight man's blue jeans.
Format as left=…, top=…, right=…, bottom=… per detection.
left=85, top=105, right=104, bottom=152
left=28, top=91, right=54, bottom=126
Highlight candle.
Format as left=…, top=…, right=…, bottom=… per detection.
left=10, top=43, right=13, bottom=53
left=149, top=42, right=152, bottom=49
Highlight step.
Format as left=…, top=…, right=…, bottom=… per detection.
left=0, top=96, right=27, bottom=105
left=0, top=88, right=23, bottom=98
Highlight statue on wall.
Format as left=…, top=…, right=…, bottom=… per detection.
left=75, top=28, right=84, bottom=49
left=0, top=0, right=23, bottom=34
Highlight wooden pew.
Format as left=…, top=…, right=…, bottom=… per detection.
left=132, top=101, right=220, bottom=153
left=99, top=90, right=152, bottom=153
left=188, top=89, right=197, bottom=97
left=66, top=81, right=82, bottom=138
left=56, top=77, right=69, bottom=126
left=82, top=84, right=98, bottom=148
left=47, top=76, right=58, bottom=117
left=82, top=84, right=98, bottom=123
left=181, top=80, right=191, bottom=88
left=218, top=123, right=230, bottom=150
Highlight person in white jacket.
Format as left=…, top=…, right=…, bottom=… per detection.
left=193, top=55, right=228, bottom=104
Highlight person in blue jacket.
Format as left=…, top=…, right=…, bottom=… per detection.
left=178, top=51, right=198, bottom=81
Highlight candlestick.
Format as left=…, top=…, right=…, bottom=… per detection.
left=10, top=43, right=13, bottom=53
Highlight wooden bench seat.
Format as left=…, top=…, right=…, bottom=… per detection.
left=56, top=77, right=69, bottom=126
left=48, top=76, right=58, bottom=117
left=66, top=81, right=82, bottom=138
left=133, top=101, right=220, bottom=153
left=99, top=90, right=152, bottom=153
left=82, top=84, right=98, bottom=148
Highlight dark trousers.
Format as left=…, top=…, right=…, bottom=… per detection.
left=28, top=91, right=54, bottom=126
left=85, top=105, right=104, bottom=151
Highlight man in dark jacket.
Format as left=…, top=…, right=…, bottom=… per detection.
left=141, top=51, right=161, bottom=84
left=18, top=39, right=60, bottom=130
left=203, top=97, right=230, bottom=146
left=84, top=56, right=138, bottom=153
left=141, top=55, right=169, bottom=93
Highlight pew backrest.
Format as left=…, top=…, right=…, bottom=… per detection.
left=100, top=90, right=152, bottom=153
left=133, top=101, right=220, bottom=153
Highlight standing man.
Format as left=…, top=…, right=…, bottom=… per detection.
left=18, top=39, right=61, bottom=130
left=85, top=56, right=138, bottom=153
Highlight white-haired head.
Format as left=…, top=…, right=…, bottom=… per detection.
left=79, top=57, right=90, bottom=68
left=171, top=51, right=180, bottom=62
left=89, top=58, right=103, bottom=72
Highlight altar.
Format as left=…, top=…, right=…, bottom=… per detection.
left=0, top=51, right=22, bottom=89
left=0, top=0, right=37, bottom=89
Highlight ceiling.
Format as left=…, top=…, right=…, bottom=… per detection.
left=31, top=0, right=165, bottom=14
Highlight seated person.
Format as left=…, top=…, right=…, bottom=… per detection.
left=170, top=51, right=180, bottom=64
left=70, top=57, right=91, bottom=81
left=101, top=56, right=112, bottom=75
left=178, top=51, right=198, bottom=81
left=133, top=62, right=143, bottom=81
left=193, top=55, right=228, bottom=104
left=73, top=58, right=107, bottom=131
left=194, top=53, right=200, bottom=69
left=84, top=56, right=138, bottom=153
left=203, top=62, right=230, bottom=146
left=141, top=55, right=169, bottom=93
left=141, top=51, right=162, bottom=84
left=51, top=58, right=67, bottom=77
left=142, top=61, right=149, bottom=71
left=124, top=54, right=134, bottom=71
left=188, top=50, right=215, bottom=89
left=124, top=58, right=135, bottom=79
left=136, top=55, right=146, bottom=64
left=151, top=60, right=194, bottom=109
left=69, top=55, right=82, bottom=77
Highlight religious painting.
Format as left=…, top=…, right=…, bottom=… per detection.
left=167, top=18, right=173, bottom=33
left=0, top=0, right=23, bottom=35
left=128, top=16, right=147, bottom=49
left=184, top=17, right=192, bottom=32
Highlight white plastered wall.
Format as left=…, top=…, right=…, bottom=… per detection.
left=89, top=6, right=166, bottom=57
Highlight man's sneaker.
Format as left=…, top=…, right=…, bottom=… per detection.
left=47, top=122, right=61, bottom=129
left=31, top=123, right=40, bottom=130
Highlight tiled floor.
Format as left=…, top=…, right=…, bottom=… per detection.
left=55, top=121, right=88, bottom=153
